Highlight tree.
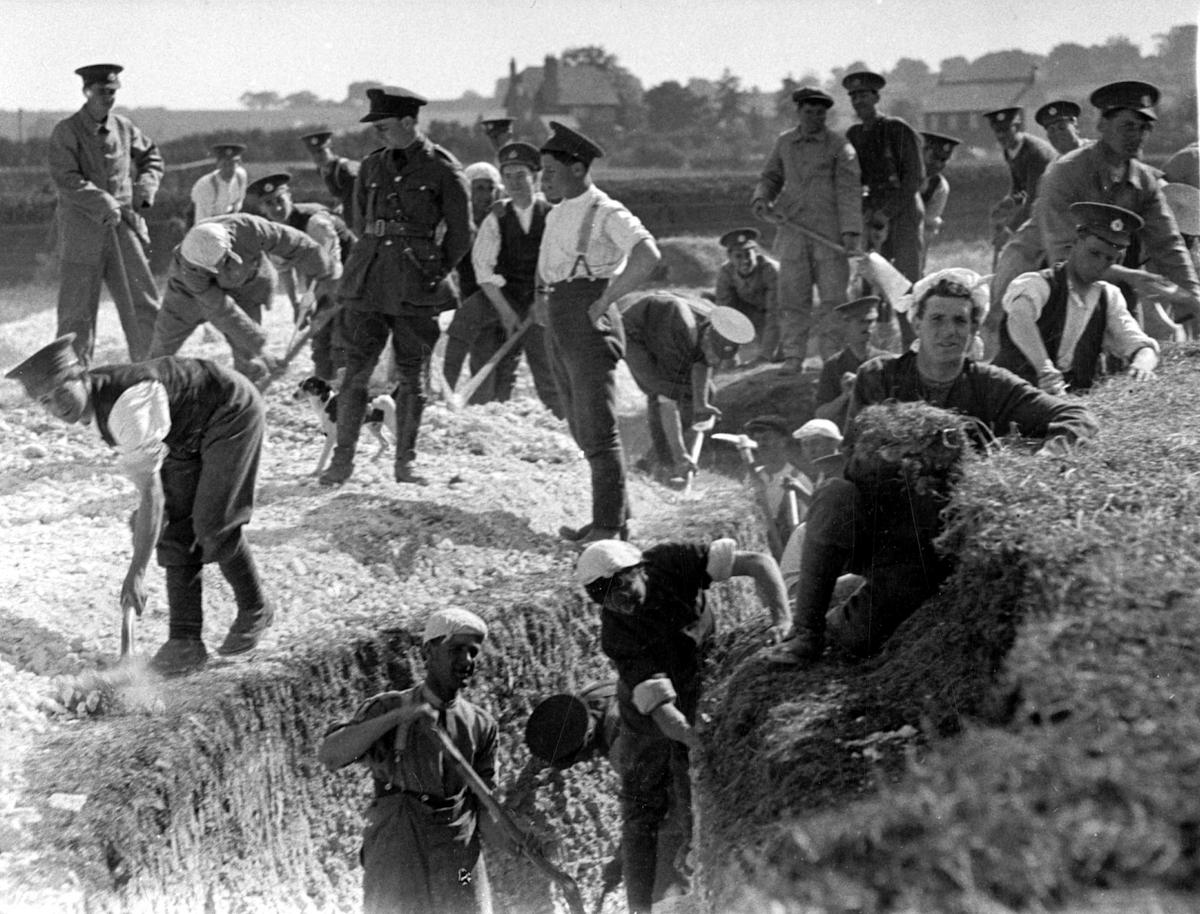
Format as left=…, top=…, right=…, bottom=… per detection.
left=239, top=91, right=281, bottom=110
left=561, top=45, right=617, bottom=69
left=644, top=81, right=711, bottom=133
left=714, top=68, right=746, bottom=127
left=344, top=80, right=385, bottom=104
left=1045, top=42, right=1094, bottom=82
left=775, top=75, right=801, bottom=122
left=1154, top=24, right=1197, bottom=72
left=1099, top=35, right=1142, bottom=72
left=283, top=91, right=321, bottom=109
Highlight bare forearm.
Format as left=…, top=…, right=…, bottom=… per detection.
left=651, top=703, right=700, bottom=750
left=599, top=239, right=661, bottom=306
left=319, top=712, right=400, bottom=770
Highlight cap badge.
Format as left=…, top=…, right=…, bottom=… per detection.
left=1111, top=218, right=1124, bottom=232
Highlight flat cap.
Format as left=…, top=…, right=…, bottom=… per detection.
left=75, top=63, right=122, bottom=87
left=525, top=694, right=594, bottom=764
left=1162, top=183, right=1199, bottom=236
left=835, top=295, right=882, bottom=317
left=246, top=172, right=291, bottom=200
left=719, top=227, right=760, bottom=249
left=4, top=335, right=80, bottom=399
left=1071, top=201, right=1144, bottom=247
left=1035, top=100, right=1081, bottom=127
left=211, top=142, right=246, bottom=158
left=983, top=107, right=1023, bottom=126
left=1090, top=80, right=1159, bottom=120
left=180, top=221, right=241, bottom=272
left=743, top=414, right=791, bottom=437
left=921, top=132, right=961, bottom=153
left=300, top=129, right=333, bottom=149
left=842, top=71, right=886, bottom=93
left=422, top=608, right=489, bottom=644
left=709, top=306, right=756, bottom=345
left=498, top=141, right=541, bottom=171
left=360, top=86, right=427, bottom=122
left=540, top=120, right=604, bottom=165
left=792, top=86, right=834, bottom=108
left=575, top=540, right=643, bottom=585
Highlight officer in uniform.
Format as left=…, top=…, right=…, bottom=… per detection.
left=842, top=71, right=925, bottom=284
left=984, top=107, right=1056, bottom=264
left=5, top=335, right=274, bottom=676
left=480, top=116, right=515, bottom=152
left=300, top=128, right=360, bottom=216
left=537, top=122, right=661, bottom=544
left=1035, top=101, right=1086, bottom=155
left=919, top=132, right=960, bottom=247
left=994, top=202, right=1158, bottom=393
left=190, top=141, right=248, bottom=224
left=320, top=87, right=472, bottom=486
left=713, top=227, right=781, bottom=363
left=49, top=63, right=163, bottom=365
left=247, top=172, right=356, bottom=381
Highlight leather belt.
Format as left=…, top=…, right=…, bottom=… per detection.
left=376, top=784, right=455, bottom=809
left=364, top=220, right=434, bottom=239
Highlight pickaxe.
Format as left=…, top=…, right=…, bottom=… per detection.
left=681, top=415, right=716, bottom=494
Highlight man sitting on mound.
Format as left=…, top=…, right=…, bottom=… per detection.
left=770, top=268, right=1099, bottom=663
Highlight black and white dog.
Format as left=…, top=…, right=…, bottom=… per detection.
left=295, top=377, right=396, bottom=475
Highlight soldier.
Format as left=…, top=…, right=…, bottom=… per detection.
left=470, top=141, right=563, bottom=415
left=621, top=293, right=755, bottom=486
left=247, top=173, right=355, bottom=381
left=752, top=86, right=862, bottom=373
left=994, top=202, right=1158, bottom=393
left=480, top=116, right=515, bottom=152
left=5, top=335, right=273, bottom=676
left=148, top=214, right=335, bottom=382
left=49, top=63, right=162, bottom=365
left=1035, top=101, right=1086, bottom=156
left=713, top=227, right=781, bottom=364
left=190, top=141, right=248, bottom=224
left=300, top=128, right=360, bottom=217
left=984, top=108, right=1056, bottom=266
left=537, top=122, right=661, bottom=544
left=920, top=132, right=960, bottom=244
left=320, top=87, right=471, bottom=487
left=990, top=81, right=1200, bottom=337
left=813, top=295, right=891, bottom=431
left=319, top=608, right=500, bottom=914
left=842, top=71, right=925, bottom=288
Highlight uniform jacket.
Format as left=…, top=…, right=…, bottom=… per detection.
left=1001, top=133, right=1056, bottom=231
left=320, top=156, right=359, bottom=216
left=847, top=115, right=925, bottom=221
left=1013, top=143, right=1200, bottom=299
left=753, top=126, right=863, bottom=238
left=48, top=108, right=163, bottom=265
left=340, top=136, right=471, bottom=312
left=714, top=254, right=779, bottom=316
left=921, top=174, right=949, bottom=236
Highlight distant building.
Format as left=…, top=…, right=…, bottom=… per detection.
left=497, top=56, right=622, bottom=132
left=922, top=67, right=1043, bottom=151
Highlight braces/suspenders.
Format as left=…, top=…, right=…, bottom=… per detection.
left=567, top=200, right=602, bottom=280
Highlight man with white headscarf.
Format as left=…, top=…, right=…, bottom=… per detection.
left=148, top=213, right=334, bottom=381
left=319, top=607, right=501, bottom=914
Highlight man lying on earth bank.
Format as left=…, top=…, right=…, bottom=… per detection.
left=769, top=268, right=1099, bottom=664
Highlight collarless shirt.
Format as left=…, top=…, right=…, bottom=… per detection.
left=473, top=195, right=543, bottom=287
left=536, top=184, right=652, bottom=284
left=103, top=380, right=171, bottom=475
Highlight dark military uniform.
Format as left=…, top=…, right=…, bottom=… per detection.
left=847, top=115, right=925, bottom=282
left=321, top=156, right=360, bottom=216
left=330, top=130, right=471, bottom=481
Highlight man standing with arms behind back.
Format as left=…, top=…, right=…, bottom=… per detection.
left=49, top=63, right=163, bottom=365
left=320, top=87, right=471, bottom=487
left=537, top=122, right=661, bottom=545
left=752, top=86, right=862, bottom=373
left=300, top=128, right=360, bottom=217
left=842, top=70, right=925, bottom=288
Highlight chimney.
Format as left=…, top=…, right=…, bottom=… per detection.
left=543, top=55, right=560, bottom=109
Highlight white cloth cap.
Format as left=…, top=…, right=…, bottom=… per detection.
left=793, top=418, right=843, bottom=442
left=422, top=608, right=489, bottom=643
left=465, top=161, right=501, bottom=185
left=180, top=222, right=237, bottom=272
left=575, top=540, right=644, bottom=585
left=709, top=306, right=756, bottom=345
left=897, top=267, right=989, bottom=316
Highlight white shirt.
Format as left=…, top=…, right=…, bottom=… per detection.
left=106, top=380, right=170, bottom=475
left=191, top=167, right=248, bottom=222
left=1003, top=271, right=1158, bottom=371
left=472, top=196, right=543, bottom=289
left=536, top=184, right=653, bottom=284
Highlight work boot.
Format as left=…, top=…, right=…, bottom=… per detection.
left=150, top=638, right=208, bottom=676
left=217, top=604, right=275, bottom=656
left=217, top=541, right=274, bottom=656
left=764, top=539, right=846, bottom=665
left=558, top=522, right=592, bottom=542
left=394, top=460, right=427, bottom=486
left=319, top=384, right=368, bottom=485
left=319, top=449, right=354, bottom=486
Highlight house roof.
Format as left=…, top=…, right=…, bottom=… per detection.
left=504, top=63, right=621, bottom=108
left=923, top=78, right=1042, bottom=115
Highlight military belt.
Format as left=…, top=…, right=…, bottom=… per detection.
left=364, top=220, right=435, bottom=240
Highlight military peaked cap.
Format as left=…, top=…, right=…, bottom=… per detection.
left=842, top=71, right=886, bottom=93
left=360, top=87, right=427, bottom=122
left=719, top=227, right=760, bottom=249
left=1090, top=81, right=1159, bottom=120
left=300, top=129, right=333, bottom=149
left=4, top=335, right=80, bottom=399
left=1071, top=201, right=1144, bottom=247
left=743, top=414, right=791, bottom=437
left=75, top=64, right=122, bottom=88
left=540, top=121, right=604, bottom=165
left=835, top=295, right=882, bottom=317
left=498, top=141, right=541, bottom=171
left=921, top=132, right=961, bottom=153
left=246, top=173, right=291, bottom=200
left=983, top=107, right=1023, bottom=127
left=211, top=142, right=246, bottom=158
left=1035, top=100, right=1081, bottom=127
left=792, top=86, right=834, bottom=108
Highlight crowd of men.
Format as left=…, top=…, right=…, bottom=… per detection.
left=4, top=60, right=1199, bottom=914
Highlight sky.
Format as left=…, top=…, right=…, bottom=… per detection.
left=1, top=0, right=1195, bottom=110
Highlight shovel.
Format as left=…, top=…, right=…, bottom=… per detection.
left=120, top=599, right=137, bottom=658
left=446, top=312, right=536, bottom=411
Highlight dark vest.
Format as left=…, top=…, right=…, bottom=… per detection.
left=287, top=202, right=355, bottom=264
left=495, top=198, right=550, bottom=308
left=89, top=358, right=240, bottom=457
left=995, top=262, right=1108, bottom=389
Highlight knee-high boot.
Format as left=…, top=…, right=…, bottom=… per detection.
left=216, top=537, right=273, bottom=656
left=320, top=384, right=369, bottom=485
